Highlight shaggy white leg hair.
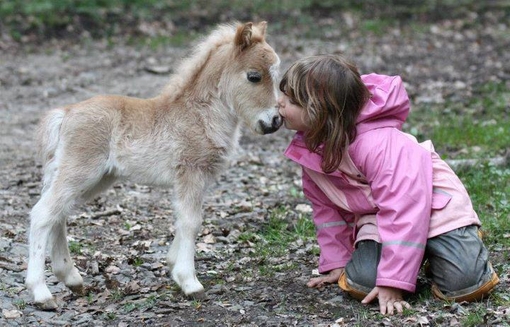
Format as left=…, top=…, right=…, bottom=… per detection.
left=167, top=169, right=210, bottom=296
left=26, top=189, right=84, bottom=310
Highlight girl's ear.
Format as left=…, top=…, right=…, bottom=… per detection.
left=235, top=22, right=253, bottom=51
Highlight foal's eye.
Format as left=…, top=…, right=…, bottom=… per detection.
left=247, top=71, right=262, bottom=83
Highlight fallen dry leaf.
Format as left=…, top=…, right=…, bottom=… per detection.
left=2, top=309, right=22, bottom=319
left=124, top=280, right=141, bottom=295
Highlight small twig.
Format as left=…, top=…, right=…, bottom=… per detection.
left=445, top=156, right=508, bottom=170
left=144, top=65, right=172, bottom=75
left=90, top=208, right=122, bottom=219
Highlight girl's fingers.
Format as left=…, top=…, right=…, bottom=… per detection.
left=361, top=288, right=378, bottom=304
left=307, top=270, right=343, bottom=288
left=386, top=301, right=410, bottom=314
left=307, top=277, right=325, bottom=288
left=306, top=278, right=320, bottom=288
left=387, top=303, right=394, bottom=315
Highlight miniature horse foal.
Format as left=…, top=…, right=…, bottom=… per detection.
left=26, top=21, right=282, bottom=310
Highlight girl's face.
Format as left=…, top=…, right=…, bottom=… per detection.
left=278, top=93, right=309, bottom=131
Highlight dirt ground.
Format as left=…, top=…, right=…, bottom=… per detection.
left=1, top=10, right=509, bottom=327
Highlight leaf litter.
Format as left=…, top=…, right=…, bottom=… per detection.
left=1, top=9, right=510, bottom=327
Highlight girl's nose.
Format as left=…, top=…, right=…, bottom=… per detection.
left=277, top=100, right=284, bottom=114
left=277, top=96, right=285, bottom=107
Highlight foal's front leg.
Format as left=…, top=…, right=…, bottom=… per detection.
left=167, top=170, right=208, bottom=296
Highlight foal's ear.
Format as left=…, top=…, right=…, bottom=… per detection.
left=235, top=21, right=268, bottom=52
left=235, top=22, right=253, bottom=51
left=255, top=21, right=267, bottom=36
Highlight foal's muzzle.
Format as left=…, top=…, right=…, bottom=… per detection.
left=258, top=114, right=283, bottom=134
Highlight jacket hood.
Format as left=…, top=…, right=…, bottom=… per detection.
left=284, top=73, right=411, bottom=174
left=356, top=74, right=410, bottom=134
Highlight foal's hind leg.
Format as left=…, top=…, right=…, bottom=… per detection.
left=47, top=173, right=115, bottom=295
left=49, top=220, right=84, bottom=295
left=27, top=163, right=111, bottom=309
left=167, top=169, right=210, bottom=296
left=26, top=189, right=75, bottom=310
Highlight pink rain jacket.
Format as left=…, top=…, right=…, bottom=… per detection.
left=284, top=74, right=480, bottom=292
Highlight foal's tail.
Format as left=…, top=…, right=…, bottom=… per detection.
left=37, top=108, right=66, bottom=168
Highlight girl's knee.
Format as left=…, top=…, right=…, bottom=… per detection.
left=345, top=263, right=376, bottom=290
left=427, top=226, right=493, bottom=291
left=431, top=262, right=499, bottom=302
left=433, top=256, right=488, bottom=292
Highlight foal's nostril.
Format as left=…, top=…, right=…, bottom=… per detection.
left=272, top=115, right=283, bottom=128
left=258, top=115, right=282, bottom=134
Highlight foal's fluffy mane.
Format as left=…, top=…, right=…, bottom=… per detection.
left=162, top=22, right=240, bottom=102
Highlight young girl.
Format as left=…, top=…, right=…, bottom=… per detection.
left=278, top=54, right=499, bottom=315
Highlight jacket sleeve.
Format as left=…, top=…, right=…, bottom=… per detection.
left=355, top=129, right=433, bottom=292
left=302, top=168, right=355, bottom=273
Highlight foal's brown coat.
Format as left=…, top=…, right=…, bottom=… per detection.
left=26, top=21, right=281, bottom=310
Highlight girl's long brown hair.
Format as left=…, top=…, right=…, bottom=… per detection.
left=280, top=54, right=370, bottom=173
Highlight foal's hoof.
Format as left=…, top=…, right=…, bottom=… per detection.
left=34, top=298, right=58, bottom=311
left=185, top=289, right=206, bottom=300
left=68, top=284, right=85, bottom=296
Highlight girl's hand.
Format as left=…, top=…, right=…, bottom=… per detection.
left=307, top=268, right=344, bottom=288
left=362, top=286, right=411, bottom=315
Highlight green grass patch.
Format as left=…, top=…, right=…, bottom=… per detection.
left=68, top=240, right=84, bottom=254
left=458, top=163, right=510, bottom=247
left=13, top=299, right=26, bottom=310
left=461, top=306, right=487, bottom=327
left=360, top=19, right=394, bottom=35
left=132, top=257, right=143, bottom=267
left=406, top=82, right=510, bottom=158
left=259, top=207, right=315, bottom=247
left=103, top=312, right=117, bottom=320
left=2, top=0, right=507, bottom=42
left=238, top=206, right=316, bottom=275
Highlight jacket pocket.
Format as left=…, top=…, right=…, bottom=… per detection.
left=431, top=189, right=452, bottom=210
